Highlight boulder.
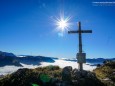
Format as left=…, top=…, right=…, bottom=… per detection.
left=62, top=66, right=72, bottom=82
left=72, top=68, right=81, bottom=79
left=86, top=71, right=95, bottom=78
left=81, top=70, right=88, bottom=77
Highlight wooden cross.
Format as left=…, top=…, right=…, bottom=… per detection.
left=68, top=21, right=92, bottom=71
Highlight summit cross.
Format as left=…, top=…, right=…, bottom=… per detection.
left=68, top=21, right=92, bottom=71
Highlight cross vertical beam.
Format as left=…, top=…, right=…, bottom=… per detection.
left=68, top=21, right=92, bottom=71
left=78, top=22, right=82, bottom=53
left=78, top=22, right=83, bottom=71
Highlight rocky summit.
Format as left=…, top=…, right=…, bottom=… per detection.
left=61, top=66, right=104, bottom=86
left=0, top=60, right=115, bottom=86
left=0, top=66, right=106, bottom=86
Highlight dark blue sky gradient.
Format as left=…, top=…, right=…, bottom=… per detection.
left=0, top=0, right=115, bottom=58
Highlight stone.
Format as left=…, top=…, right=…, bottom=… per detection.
left=50, top=78, right=59, bottom=86
left=103, top=78, right=111, bottom=81
left=0, top=75, right=4, bottom=78
left=72, top=68, right=81, bottom=79
left=62, top=66, right=72, bottom=82
left=97, top=64, right=101, bottom=67
left=112, top=72, right=115, bottom=74
left=87, top=72, right=95, bottom=78
left=81, top=70, right=88, bottom=77
left=61, top=81, right=71, bottom=86
left=72, top=80, right=78, bottom=85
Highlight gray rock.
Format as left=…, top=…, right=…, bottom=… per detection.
left=112, top=72, right=115, bottom=74
left=0, top=75, right=4, bottom=78
left=62, top=66, right=72, bottom=82
left=72, top=68, right=81, bottom=79
left=55, top=82, right=61, bottom=86
left=72, top=80, right=78, bottom=85
left=103, top=78, right=111, bottom=81
left=81, top=70, right=88, bottom=77
left=87, top=72, right=95, bottom=78
left=61, top=81, right=72, bottom=86
left=51, top=78, right=58, bottom=84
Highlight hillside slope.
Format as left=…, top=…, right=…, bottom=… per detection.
left=94, top=60, right=115, bottom=86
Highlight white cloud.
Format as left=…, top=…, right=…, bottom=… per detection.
left=39, top=59, right=96, bottom=71
left=0, top=59, right=96, bottom=75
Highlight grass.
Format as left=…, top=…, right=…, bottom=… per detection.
left=94, top=61, right=115, bottom=86
left=0, top=65, right=62, bottom=86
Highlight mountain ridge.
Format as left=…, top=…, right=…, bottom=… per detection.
left=0, top=51, right=55, bottom=67
left=0, top=51, right=115, bottom=67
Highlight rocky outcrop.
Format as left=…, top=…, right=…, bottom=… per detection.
left=0, top=65, right=106, bottom=86
left=62, top=66, right=72, bottom=86
left=62, top=66, right=72, bottom=81
left=61, top=67, right=104, bottom=86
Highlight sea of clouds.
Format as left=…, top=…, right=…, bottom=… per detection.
left=0, top=59, right=96, bottom=75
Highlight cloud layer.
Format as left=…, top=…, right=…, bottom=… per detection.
left=0, top=59, right=96, bottom=75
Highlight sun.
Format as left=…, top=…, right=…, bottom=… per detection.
left=57, top=18, right=68, bottom=31
left=54, top=15, right=71, bottom=32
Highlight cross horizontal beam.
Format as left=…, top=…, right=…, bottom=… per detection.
left=68, top=30, right=92, bottom=34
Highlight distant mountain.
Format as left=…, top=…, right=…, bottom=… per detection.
left=0, top=51, right=55, bottom=67
left=17, top=55, right=32, bottom=57
left=17, top=56, right=55, bottom=65
left=0, top=51, right=16, bottom=57
left=0, top=57, right=22, bottom=67
left=0, top=51, right=21, bottom=67
left=62, top=57, right=115, bottom=66
left=86, top=58, right=115, bottom=66
left=51, top=57, right=59, bottom=60
left=0, top=51, right=114, bottom=67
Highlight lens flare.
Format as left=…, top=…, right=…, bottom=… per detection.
left=54, top=15, right=71, bottom=32
left=57, top=18, right=68, bottom=31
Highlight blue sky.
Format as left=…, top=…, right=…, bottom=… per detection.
left=0, top=0, right=115, bottom=58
